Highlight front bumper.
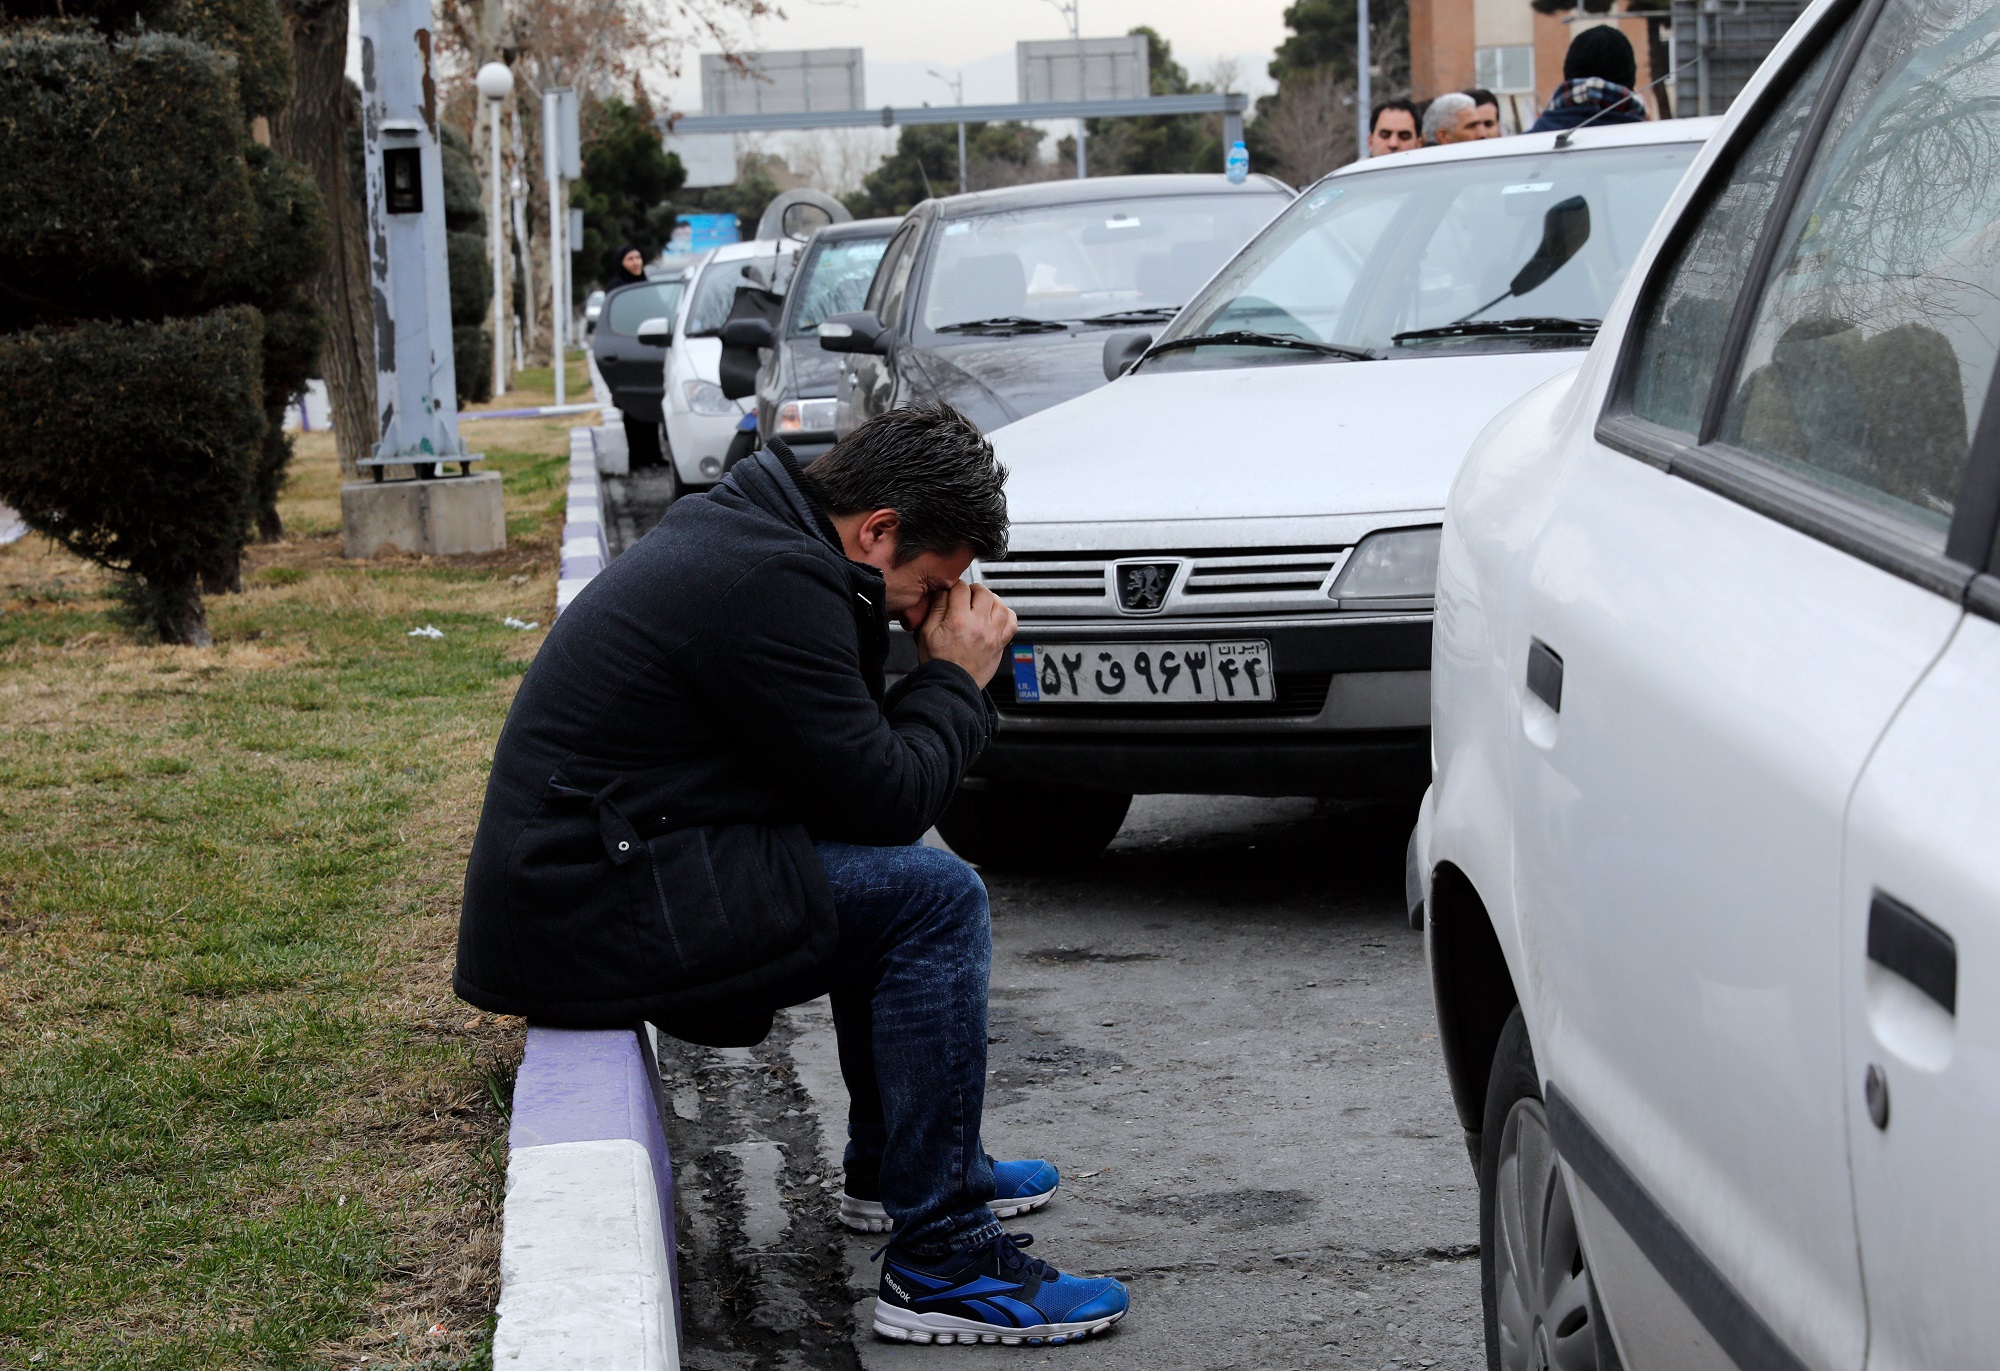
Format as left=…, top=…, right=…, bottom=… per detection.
left=915, top=613, right=1434, bottom=797
left=665, top=409, right=745, bottom=483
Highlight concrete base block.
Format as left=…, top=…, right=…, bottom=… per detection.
left=341, top=473, right=506, bottom=558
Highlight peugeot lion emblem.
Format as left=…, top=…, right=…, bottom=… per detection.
left=1114, top=560, right=1180, bottom=614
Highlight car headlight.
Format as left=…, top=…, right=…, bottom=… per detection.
left=682, top=379, right=734, bottom=415
left=776, top=397, right=838, bottom=433
left=1329, top=526, right=1441, bottom=609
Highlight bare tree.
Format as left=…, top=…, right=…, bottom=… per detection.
left=272, top=0, right=375, bottom=476
left=1257, top=67, right=1360, bottom=190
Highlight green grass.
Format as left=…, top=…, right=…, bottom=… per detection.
left=0, top=415, right=574, bottom=1368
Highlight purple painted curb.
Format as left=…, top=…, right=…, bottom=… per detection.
left=511, top=1025, right=681, bottom=1329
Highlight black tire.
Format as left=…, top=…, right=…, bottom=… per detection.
left=624, top=415, right=662, bottom=469
left=1480, top=1008, right=1624, bottom=1371
left=932, top=781, right=1131, bottom=872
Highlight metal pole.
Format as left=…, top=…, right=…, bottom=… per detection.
left=957, top=122, right=967, bottom=193
left=489, top=95, right=506, bottom=396
left=544, top=91, right=564, bottom=407
left=1357, top=0, right=1373, bottom=161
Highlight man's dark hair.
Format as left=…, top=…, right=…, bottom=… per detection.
left=1370, top=97, right=1420, bottom=135
left=798, top=402, right=1010, bottom=562
left=1463, top=87, right=1499, bottom=109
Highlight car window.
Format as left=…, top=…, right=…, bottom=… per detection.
left=867, top=224, right=919, bottom=322
left=603, top=282, right=685, bottom=336
left=684, top=255, right=772, bottom=336
left=1625, top=44, right=1846, bottom=434
left=877, top=225, right=925, bottom=328
left=791, top=236, right=891, bottom=335
left=1713, top=0, right=2000, bottom=542
left=919, top=194, right=1285, bottom=331
left=1145, top=146, right=1698, bottom=368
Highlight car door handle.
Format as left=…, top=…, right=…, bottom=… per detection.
left=1869, top=891, right=1956, bottom=1014
left=1527, top=639, right=1564, bottom=713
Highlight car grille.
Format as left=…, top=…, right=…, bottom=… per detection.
left=976, top=547, right=1348, bottom=619
left=987, top=669, right=1333, bottom=719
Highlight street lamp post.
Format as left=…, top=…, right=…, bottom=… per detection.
left=1038, top=0, right=1086, bottom=177
left=929, top=68, right=967, bottom=193
left=476, top=61, right=513, bottom=398
left=1357, top=0, right=1372, bottom=162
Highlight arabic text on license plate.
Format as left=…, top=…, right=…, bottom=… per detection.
left=1011, top=641, right=1274, bottom=704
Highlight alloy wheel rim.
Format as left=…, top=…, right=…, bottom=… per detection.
left=1493, top=1096, right=1600, bottom=1371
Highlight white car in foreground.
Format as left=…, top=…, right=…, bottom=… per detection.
left=939, top=117, right=1715, bottom=870
left=1416, top=0, right=2000, bottom=1364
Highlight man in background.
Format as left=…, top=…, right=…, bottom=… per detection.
left=1462, top=88, right=1505, bottom=138
left=1532, top=26, right=1648, bottom=132
left=1422, top=91, right=1478, bottom=145
left=1367, top=98, right=1422, bottom=156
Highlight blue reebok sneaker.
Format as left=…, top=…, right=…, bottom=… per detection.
left=839, top=1159, right=1060, bottom=1233
left=874, top=1230, right=1128, bottom=1345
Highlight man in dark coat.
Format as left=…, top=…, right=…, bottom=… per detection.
left=456, top=403, right=1131, bottom=1345
left=1530, top=25, right=1648, bottom=132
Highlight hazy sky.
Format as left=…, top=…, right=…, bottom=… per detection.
left=656, top=0, right=1296, bottom=110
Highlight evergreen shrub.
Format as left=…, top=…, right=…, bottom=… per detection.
left=0, top=308, right=265, bottom=645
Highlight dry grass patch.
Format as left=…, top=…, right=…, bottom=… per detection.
left=0, top=405, right=583, bottom=1368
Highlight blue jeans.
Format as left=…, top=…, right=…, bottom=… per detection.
left=817, top=840, right=1001, bottom=1254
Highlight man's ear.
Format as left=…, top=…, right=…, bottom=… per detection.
left=856, top=508, right=900, bottom=556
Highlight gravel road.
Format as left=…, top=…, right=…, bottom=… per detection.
left=655, top=794, right=1484, bottom=1371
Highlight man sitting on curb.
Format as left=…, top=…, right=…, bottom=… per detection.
left=455, top=403, right=1131, bottom=1348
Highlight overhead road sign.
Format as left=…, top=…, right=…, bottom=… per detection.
left=1017, top=35, right=1148, bottom=102
left=700, top=47, right=865, bottom=116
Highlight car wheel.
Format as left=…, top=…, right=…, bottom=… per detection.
left=624, top=415, right=662, bottom=469
left=932, top=781, right=1131, bottom=871
left=1481, top=1007, right=1624, bottom=1371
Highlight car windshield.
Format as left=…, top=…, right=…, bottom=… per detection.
left=919, top=193, right=1287, bottom=332
left=791, top=235, right=891, bottom=335
left=684, top=255, right=776, bottom=335
left=603, top=281, right=685, bottom=336
left=1143, top=142, right=1701, bottom=369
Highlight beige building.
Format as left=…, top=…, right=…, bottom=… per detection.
left=1408, top=0, right=1662, bottom=132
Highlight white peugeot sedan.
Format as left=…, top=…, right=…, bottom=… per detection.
left=1414, top=0, right=2000, bottom=1364
left=940, top=117, right=1715, bottom=869
left=657, top=239, right=794, bottom=494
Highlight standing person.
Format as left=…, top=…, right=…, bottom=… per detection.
left=1462, top=88, right=1505, bottom=137
left=1367, top=97, right=1422, bottom=156
left=1531, top=26, right=1647, bottom=132
left=1422, top=91, right=1479, bottom=144
left=455, top=404, right=1132, bottom=1348
left=604, top=243, right=648, bottom=291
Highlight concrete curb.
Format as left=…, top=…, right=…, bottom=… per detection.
left=494, top=1025, right=682, bottom=1369
left=557, top=427, right=608, bottom=615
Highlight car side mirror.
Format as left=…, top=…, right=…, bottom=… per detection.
left=636, top=316, right=672, bottom=346
left=819, top=310, right=891, bottom=355
left=1102, top=330, right=1154, bottom=380
left=1510, top=195, right=1590, bottom=298
left=721, top=317, right=776, bottom=350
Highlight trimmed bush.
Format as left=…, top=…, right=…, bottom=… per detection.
left=156, top=0, right=291, bottom=118
left=440, top=123, right=489, bottom=405
left=0, top=30, right=256, bottom=331
left=0, top=308, right=265, bottom=644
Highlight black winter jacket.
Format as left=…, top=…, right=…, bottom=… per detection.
left=454, top=444, right=996, bottom=1038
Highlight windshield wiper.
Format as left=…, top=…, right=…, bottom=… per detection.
left=1392, top=317, right=1601, bottom=344
left=934, top=316, right=1070, bottom=335
left=1144, top=330, right=1377, bottom=362
left=1078, top=305, right=1181, bottom=324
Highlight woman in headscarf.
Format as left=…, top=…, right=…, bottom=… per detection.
left=605, top=243, right=648, bottom=291
left=1530, top=26, right=1647, bottom=132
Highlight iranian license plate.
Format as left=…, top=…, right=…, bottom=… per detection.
left=1010, top=641, right=1275, bottom=705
